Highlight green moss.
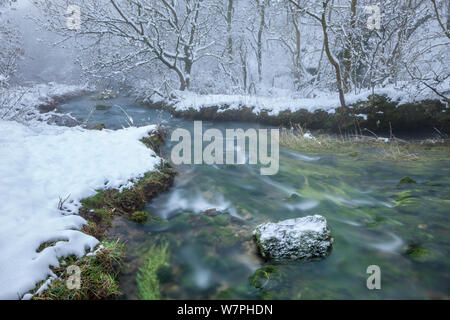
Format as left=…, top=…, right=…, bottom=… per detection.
left=212, top=215, right=230, bottom=227
left=136, top=243, right=171, bottom=300
left=147, top=215, right=169, bottom=225
left=79, top=162, right=175, bottom=232
left=80, top=191, right=108, bottom=210
left=196, top=227, right=240, bottom=249
left=131, top=211, right=148, bottom=223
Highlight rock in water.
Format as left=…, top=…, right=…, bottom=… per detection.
left=253, top=215, right=333, bottom=261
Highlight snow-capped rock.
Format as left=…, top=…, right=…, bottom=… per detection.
left=253, top=215, right=333, bottom=261
left=303, top=132, right=315, bottom=140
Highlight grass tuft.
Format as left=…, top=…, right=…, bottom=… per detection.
left=280, top=124, right=425, bottom=161
left=33, top=239, right=125, bottom=300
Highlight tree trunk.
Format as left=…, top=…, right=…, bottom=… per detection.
left=227, top=0, right=234, bottom=61
left=257, top=0, right=266, bottom=83
left=288, top=0, right=346, bottom=109
left=289, top=2, right=302, bottom=87
left=342, top=0, right=357, bottom=93
left=321, top=1, right=346, bottom=109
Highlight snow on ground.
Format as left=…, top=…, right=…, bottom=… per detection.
left=0, top=120, right=161, bottom=299
left=172, top=84, right=448, bottom=116
left=0, top=82, right=92, bottom=123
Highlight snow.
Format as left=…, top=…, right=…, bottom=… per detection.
left=0, top=82, right=92, bottom=123
left=356, top=114, right=368, bottom=120
left=172, top=84, right=447, bottom=116
left=303, top=133, right=315, bottom=140
left=253, top=215, right=333, bottom=261
left=0, top=120, right=161, bottom=299
left=257, top=215, right=327, bottom=239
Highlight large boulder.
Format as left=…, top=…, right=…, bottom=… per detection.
left=253, top=215, right=333, bottom=262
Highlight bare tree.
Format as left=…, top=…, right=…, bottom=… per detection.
left=289, top=0, right=346, bottom=109
left=35, top=0, right=217, bottom=91
left=0, top=0, right=22, bottom=87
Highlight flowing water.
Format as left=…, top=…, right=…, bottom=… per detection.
left=59, top=94, right=450, bottom=300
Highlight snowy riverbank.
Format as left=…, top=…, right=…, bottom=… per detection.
left=0, top=85, right=163, bottom=298
left=170, top=84, right=448, bottom=116
left=148, top=86, right=448, bottom=134
left=0, top=82, right=92, bottom=123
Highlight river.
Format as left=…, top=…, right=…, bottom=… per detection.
left=57, top=94, right=450, bottom=300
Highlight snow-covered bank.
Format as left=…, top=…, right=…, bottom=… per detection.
left=172, top=85, right=448, bottom=116
left=0, top=82, right=92, bottom=123
left=0, top=120, right=161, bottom=299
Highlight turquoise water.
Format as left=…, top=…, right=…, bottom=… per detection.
left=61, top=95, right=450, bottom=300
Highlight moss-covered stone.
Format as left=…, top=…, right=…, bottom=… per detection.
left=212, top=215, right=230, bottom=227
left=130, top=211, right=148, bottom=223
left=89, top=123, right=105, bottom=130
left=397, top=176, right=417, bottom=187
left=95, top=104, right=112, bottom=111
left=147, top=215, right=169, bottom=226
left=196, top=227, right=240, bottom=249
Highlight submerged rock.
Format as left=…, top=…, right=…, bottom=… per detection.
left=253, top=215, right=333, bottom=261
left=397, top=176, right=417, bottom=187
left=89, top=123, right=105, bottom=130
left=97, top=89, right=116, bottom=100
left=46, top=114, right=79, bottom=127
left=95, top=104, right=112, bottom=110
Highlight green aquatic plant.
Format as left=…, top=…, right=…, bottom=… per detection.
left=137, top=242, right=171, bottom=300
left=250, top=265, right=278, bottom=289
left=248, top=265, right=290, bottom=300
left=404, top=243, right=434, bottom=262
